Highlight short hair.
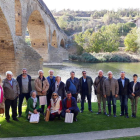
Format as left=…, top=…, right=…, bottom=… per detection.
left=30, top=90, right=37, bottom=96
left=51, top=92, right=59, bottom=98
left=107, top=71, right=113, bottom=75
left=133, top=74, right=138, bottom=77
left=38, top=70, right=44, bottom=74
left=120, top=71, right=125, bottom=74
left=82, top=71, right=86, bottom=73
left=70, top=71, right=75, bottom=74
left=67, top=91, right=71, bottom=94
left=98, top=70, right=103, bottom=74
left=6, top=71, right=13, bottom=76
left=22, top=68, right=27, bottom=71
left=48, top=70, right=54, bottom=73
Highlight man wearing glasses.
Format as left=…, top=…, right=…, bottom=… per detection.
left=103, top=71, right=119, bottom=117
left=79, top=71, right=93, bottom=113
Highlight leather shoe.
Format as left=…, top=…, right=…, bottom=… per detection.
left=104, top=112, right=107, bottom=115
left=96, top=112, right=101, bottom=115
left=80, top=110, right=83, bottom=113
left=114, top=114, right=117, bottom=117
left=74, top=118, right=78, bottom=122
left=17, top=115, right=22, bottom=118
left=120, top=114, right=124, bottom=116
left=107, top=114, right=111, bottom=117
left=6, top=119, right=10, bottom=123
left=89, top=110, right=93, bottom=113
left=13, top=118, right=19, bottom=121
left=126, top=115, right=129, bottom=118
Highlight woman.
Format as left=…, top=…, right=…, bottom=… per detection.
left=52, top=75, right=66, bottom=100
left=129, top=74, right=140, bottom=118
left=47, top=92, right=62, bottom=121
left=26, top=90, right=42, bottom=119
left=35, top=70, right=49, bottom=114
left=0, top=75, right=4, bottom=126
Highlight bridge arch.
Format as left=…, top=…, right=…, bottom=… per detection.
left=51, top=30, right=58, bottom=48
left=27, top=10, right=48, bottom=61
left=15, top=0, right=22, bottom=36
left=0, top=7, right=16, bottom=75
left=60, top=39, right=65, bottom=48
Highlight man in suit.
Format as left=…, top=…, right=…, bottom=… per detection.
left=79, top=71, right=93, bottom=113
left=66, top=71, right=80, bottom=101
left=103, top=71, right=119, bottom=117
left=94, top=70, right=107, bottom=115
left=61, top=91, right=79, bottom=122
left=46, top=70, right=55, bottom=106
left=118, top=71, right=130, bottom=118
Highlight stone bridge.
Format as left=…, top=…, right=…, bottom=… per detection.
left=0, top=0, right=68, bottom=76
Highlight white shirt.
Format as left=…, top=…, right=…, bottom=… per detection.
left=133, top=82, right=137, bottom=93
left=83, top=77, right=86, bottom=82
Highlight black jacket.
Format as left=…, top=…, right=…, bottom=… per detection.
left=129, top=81, right=140, bottom=97
left=118, top=78, right=130, bottom=95
left=52, top=81, right=66, bottom=100
left=16, top=74, right=32, bottom=94
left=65, top=77, right=80, bottom=93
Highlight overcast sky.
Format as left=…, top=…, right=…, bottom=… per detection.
left=43, top=0, right=140, bottom=11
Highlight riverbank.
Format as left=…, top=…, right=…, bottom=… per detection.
left=69, top=52, right=140, bottom=63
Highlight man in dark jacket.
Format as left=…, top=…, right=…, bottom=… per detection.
left=66, top=71, right=79, bottom=101
left=79, top=71, right=93, bottom=113
left=17, top=68, right=32, bottom=117
left=61, top=91, right=79, bottom=121
left=118, top=71, right=130, bottom=118
left=94, top=70, right=107, bottom=115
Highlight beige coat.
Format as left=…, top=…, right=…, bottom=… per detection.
left=35, top=77, right=49, bottom=96
left=103, top=78, right=119, bottom=96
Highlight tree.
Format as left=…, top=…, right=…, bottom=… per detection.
left=124, top=28, right=139, bottom=52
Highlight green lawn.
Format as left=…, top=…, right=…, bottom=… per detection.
left=1, top=100, right=140, bottom=138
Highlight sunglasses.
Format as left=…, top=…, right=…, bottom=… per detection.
left=53, top=95, right=57, bottom=96
left=83, top=73, right=86, bottom=74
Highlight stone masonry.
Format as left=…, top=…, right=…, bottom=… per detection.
left=0, top=0, right=68, bottom=77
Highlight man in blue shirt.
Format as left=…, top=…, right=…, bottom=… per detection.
left=66, top=71, right=80, bottom=101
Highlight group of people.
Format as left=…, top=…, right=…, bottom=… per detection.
left=0, top=68, right=140, bottom=123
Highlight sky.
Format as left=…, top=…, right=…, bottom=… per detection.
left=43, top=0, right=140, bottom=11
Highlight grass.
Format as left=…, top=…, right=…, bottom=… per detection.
left=1, top=100, right=140, bottom=138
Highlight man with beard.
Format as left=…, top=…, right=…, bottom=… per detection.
left=17, top=68, right=32, bottom=117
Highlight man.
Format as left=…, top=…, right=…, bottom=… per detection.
left=103, top=71, right=119, bottom=117
left=61, top=91, right=79, bottom=122
left=35, top=70, right=49, bottom=114
left=118, top=71, right=130, bottom=118
left=46, top=70, right=55, bottom=106
left=17, top=68, right=32, bottom=117
left=3, top=71, right=20, bottom=122
left=94, top=70, right=107, bottom=115
left=66, top=71, right=79, bottom=101
left=79, top=71, right=93, bottom=113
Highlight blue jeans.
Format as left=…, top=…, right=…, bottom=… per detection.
left=120, top=95, right=128, bottom=115
left=81, top=93, right=91, bottom=111
left=107, top=93, right=116, bottom=114
left=18, top=93, right=30, bottom=115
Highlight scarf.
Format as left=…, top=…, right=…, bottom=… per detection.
left=31, top=97, right=37, bottom=108
left=0, top=86, right=3, bottom=103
